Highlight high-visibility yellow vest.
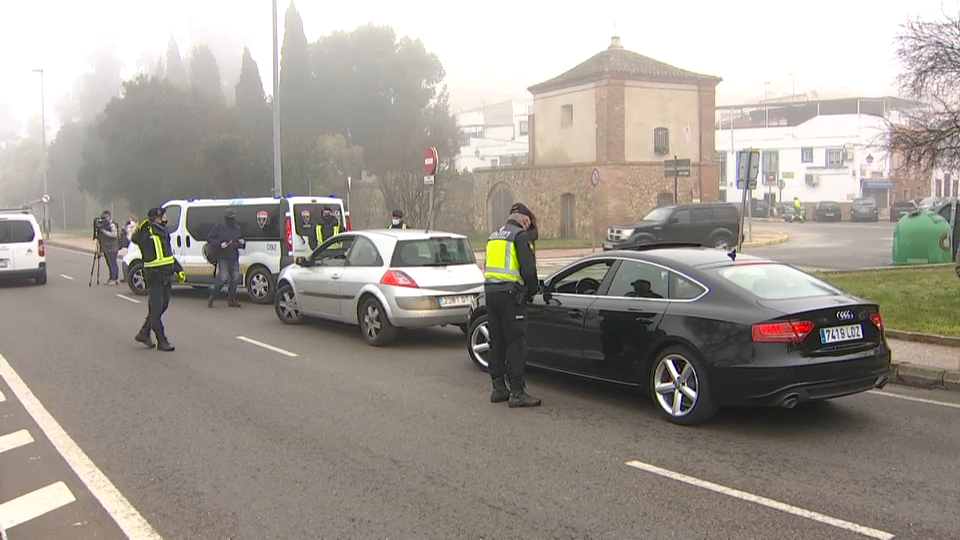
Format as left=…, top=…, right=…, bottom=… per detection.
left=484, top=223, right=524, bottom=284
left=316, top=222, right=341, bottom=243
left=389, top=222, right=408, bottom=229
left=141, top=220, right=176, bottom=269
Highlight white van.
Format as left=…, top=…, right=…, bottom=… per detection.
left=122, top=196, right=348, bottom=303
left=0, top=208, right=46, bottom=285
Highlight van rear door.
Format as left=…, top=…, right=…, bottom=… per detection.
left=289, top=199, right=346, bottom=257
left=0, top=219, right=39, bottom=272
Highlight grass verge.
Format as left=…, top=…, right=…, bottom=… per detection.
left=813, top=267, right=960, bottom=336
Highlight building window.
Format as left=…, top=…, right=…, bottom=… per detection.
left=717, top=151, right=727, bottom=185
left=903, top=189, right=911, bottom=200
left=801, top=147, right=814, bottom=163
left=561, top=105, right=573, bottom=127
left=654, top=127, right=670, bottom=155
left=657, top=192, right=675, bottom=206
left=762, top=150, right=779, bottom=173
left=936, top=179, right=943, bottom=197
left=826, top=149, right=843, bottom=166
left=490, top=158, right=499, bottom=167
left=519, top=120, right=529, bottom=135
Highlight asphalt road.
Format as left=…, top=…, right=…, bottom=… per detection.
left=747, top=219, right=896, bottom=270
left=0, top=246, right=958, bottom=539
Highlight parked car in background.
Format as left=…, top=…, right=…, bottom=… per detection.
left=890, top=199, right=918, bottom=222
left=850, top=198, right=879, bottom=222
left=604, top=203, right=740, bottom=251
left=465, top=244, right=891, bottom=425
left=814, top=201, right=842, bottom=222
left=274, top=229, right=483, bottom=346
left=0, top=208, right=46, bottom=286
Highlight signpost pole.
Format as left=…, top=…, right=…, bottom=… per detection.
left=673, top=154, right=679, bottom=203
left=424, top=147, right=438, bottom=231
left=591, top=168, right=600, bottom=252
left=735, top=149, right=760, bottom=251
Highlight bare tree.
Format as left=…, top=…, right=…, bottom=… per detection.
left=885, top=12, right=960, bottom=174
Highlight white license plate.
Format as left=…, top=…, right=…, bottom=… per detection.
left=0, top=260, right=8, bottom=269
left=603, top=242, right=615, bottom=250
left=820, top=324, right=863, bottom=344
left=439, top=295, right=472, bottom=308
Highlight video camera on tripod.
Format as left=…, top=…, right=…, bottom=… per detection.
left=89, top=215, right=114, bottom=286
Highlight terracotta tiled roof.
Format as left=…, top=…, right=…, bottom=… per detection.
left=528, top=37, right=722, bottom=95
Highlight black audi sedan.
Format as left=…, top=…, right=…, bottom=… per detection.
left=465, top=245, right=891, bottom=425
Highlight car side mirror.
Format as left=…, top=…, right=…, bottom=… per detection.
left=295, top=256, right=311, bottom=267
left=540, top=279, right=552, bottom=301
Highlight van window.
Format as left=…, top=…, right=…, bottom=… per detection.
left=185, top=203, right=281, bottom=242
left=162, top=204, right=182, bottom=232
left=0, top=220, right=36, bottom=243
left=390, top=237, right=475, bottom=267
left=292, top=202, right=345, bottom=237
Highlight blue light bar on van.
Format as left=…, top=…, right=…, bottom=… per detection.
left=286, top=193, right=293, bottom=198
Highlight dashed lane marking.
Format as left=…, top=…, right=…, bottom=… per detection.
left=0, top=482, right=76, bottom=531
left=58, top=274, right=74, bottom=280
left=625, top=460, right=894, bottom=540
left=0, top=353, right=162, bottom=539
left=236, top=336, right=299, bottom=358
left=115, top=294, right=141, bottom=304
left=0, top=429, right=34, bottom=455
left=868, top=390, right=960, bottom=410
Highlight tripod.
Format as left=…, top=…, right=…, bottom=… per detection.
left=89, top=237, right=102, bottom=287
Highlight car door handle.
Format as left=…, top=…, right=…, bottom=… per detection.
left=331, top=274, right=341, bottom=280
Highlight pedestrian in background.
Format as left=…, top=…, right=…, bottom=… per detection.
left=96, top=210, right=121, bottom=285
left=207, top=209, right=245, bottom=308
left=309, top=206, right=342, bottom=250
left=483, top=205, right=541, bottom=408
left=389, top=209, right=408, bottom=229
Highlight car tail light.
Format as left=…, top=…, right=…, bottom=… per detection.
left=380, top=270, right=418, bottom=288
left=38, top=239, right=44, bottom=257
left=752, top=320, right=815, bottom=343
left=285, top=218, right=293, bottom=251
left=869, top=311, right=883, bottom=331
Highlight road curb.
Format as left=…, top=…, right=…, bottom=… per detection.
left=46, top=240, right=96, bottom=255
left=891, top=362, right=960, bottom=392
left=742, top=231, right=789, bottom=249
left=808, top=263, right=955, bottom=274
left=885, top=329, right=960, bottom=348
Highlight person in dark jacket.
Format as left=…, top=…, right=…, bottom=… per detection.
left=95, top=210, right=121, bottom=285
left=207, top=209, right=246, bottom=308
left=483, top=208, right=541, bottom=408
left=308, top=206, right=342, bottom=250
left=131, top=207, right=185, bottom=352
left=389, top=209, right=408, bottom=229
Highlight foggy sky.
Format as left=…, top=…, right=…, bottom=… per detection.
left=1, top=0, right=952, bottom=137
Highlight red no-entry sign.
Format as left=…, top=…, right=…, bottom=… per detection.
left=424, top=147, right=438, bottom=177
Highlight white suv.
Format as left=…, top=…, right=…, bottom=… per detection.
left=0, top=211, right=47, bottom=285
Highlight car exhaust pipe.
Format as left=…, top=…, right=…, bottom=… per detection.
left=780, top=394, right=800, bottom=409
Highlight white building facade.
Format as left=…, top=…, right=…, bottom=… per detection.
left=455, top=100, right=530, bottom=171
left=715, top=97, right=924, bottom=209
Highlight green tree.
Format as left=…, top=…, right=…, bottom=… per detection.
left=279, top=0, right=315, bottom=141
left=165, top=36, right=188, bottom=87
left=235, top=47, right=268, bottom=129
left=189, top=44, right=224, bottom=102
left=46, top=121, right=90, bottom=228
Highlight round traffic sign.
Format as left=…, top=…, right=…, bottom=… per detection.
left=40, top=194, right=50, bottom=203
left=424, top=147, right=438, bottom=177
left=591, top=168, right=600, bottom=187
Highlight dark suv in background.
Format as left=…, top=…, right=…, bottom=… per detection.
left=814, top=201, right=842, bottom=222
left=850, top=197, right=879, bottom=222
left=890, top=199, right=918, bottom=221
left=604, top=203, right=741, bottom=251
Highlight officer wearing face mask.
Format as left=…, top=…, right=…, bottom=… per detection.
left=389, top=209, right=408, bottom=229
left=309, top=206, right=342, bottom=250
left=131, top=207, right=185, bottom=352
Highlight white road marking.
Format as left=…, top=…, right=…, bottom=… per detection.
left=868, top=390, right=960, bottom=410
left=0, top=389, right=5, bottom=403
left=236, top=336, right=298, bottom=357
left=0, top=429, right=34, bottom=455
left=0, top=354, right=163, bottom=539
left=0, top=481, right=76, bottom=531
left=115, top=294, right=141, bottom=304
left=625, top=460, right=894, bottom=540
left=58, top=274, right=74, bottom=280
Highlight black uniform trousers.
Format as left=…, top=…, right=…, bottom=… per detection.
left=485, top=287, right=528, bottom=380
left=141, top=268, right=172, bottom=338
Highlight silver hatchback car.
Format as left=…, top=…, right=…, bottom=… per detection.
left=274, top=229, right=484, bottom=346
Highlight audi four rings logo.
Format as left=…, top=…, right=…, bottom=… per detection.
left=836, top=310, right=855, bottom=321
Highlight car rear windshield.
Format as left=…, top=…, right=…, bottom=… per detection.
left=853, top=199, right=875, bottom=206
left=391, top=238, right=476, bottom=267
left=819, top=202, right=839, bottom=208
left=708, top=263, right=842, bottom=300
left=0, top=220, right=36, bottom=243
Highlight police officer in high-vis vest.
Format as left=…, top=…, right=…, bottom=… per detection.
left=131, top=207, right=185, bottom=352
left=483, top=206, right=541, bottom=408
left=389, top=209, right=408, bottom=229
left=309, top=206, right=342, bottom=250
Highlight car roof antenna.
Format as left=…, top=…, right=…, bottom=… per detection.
left=727, top=248, right=737, bottom=261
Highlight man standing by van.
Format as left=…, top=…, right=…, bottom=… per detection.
left=309, top=206, right=342, bottom=250
left=132, top=207, right=185, bottom=352
left=207, top=209, right=245, bottom=308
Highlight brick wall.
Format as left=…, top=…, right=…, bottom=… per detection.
left=594, top=79, right=626, bottom=163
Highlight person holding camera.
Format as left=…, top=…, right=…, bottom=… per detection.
left=94, top=210, right=121, bottom=285
left=207, top=209, right=246, bottom=308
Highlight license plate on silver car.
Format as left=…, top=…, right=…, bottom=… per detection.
left=820, top=324, right=863, bottom=344
left=440, top=295, right=472, bottom=308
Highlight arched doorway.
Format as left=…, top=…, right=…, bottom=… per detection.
left=560, top=193, right=576, bottom=238
left=488, top=183, right=514, bottom=231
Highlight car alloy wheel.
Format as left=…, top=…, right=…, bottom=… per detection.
left=468, top=318, right=491, bottom=370
left=650, top=346, right=719, bottom=425
left=359, top=297, right=397, bottom=346
left=128, top=263, right=147, bottom=295
left=247, top=270, right=271, bottom=303
left=713, top=237, right=731, bottom=250
left=274, top=285, right=304, bottom=325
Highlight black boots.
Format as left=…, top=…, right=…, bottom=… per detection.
left=507, top=376, right=541, bottom=408
left=490, top=377, right=510, bottom=403
left=134, top=327, right=155, bottom=348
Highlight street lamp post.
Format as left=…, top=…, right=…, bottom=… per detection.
left=271, top=0, right=283, bottom=197
left=32, top=69, right=49, bottom=237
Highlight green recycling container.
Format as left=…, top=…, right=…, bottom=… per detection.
left=891, top=210, right=954, bottom=265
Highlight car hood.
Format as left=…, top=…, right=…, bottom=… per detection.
left=611, top=220, right=661, bottom=230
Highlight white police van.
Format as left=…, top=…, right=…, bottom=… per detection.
left=122, top=195, right=348, bottom=304
left=0, top=207, right=46, bottom=285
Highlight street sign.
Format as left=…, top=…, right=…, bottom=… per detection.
left=591, top=168, right=600, bottom=187
left=664, top=169, right=691, bottom=178
left=40, top=194, right=50, bottom=203
left=424, top=175, right=435, bottom=185
left=736, top=150, right=761, bottom=190
left=424, top=147, right=438, bottom=176
left=664, top=158, right=691, bottom=168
